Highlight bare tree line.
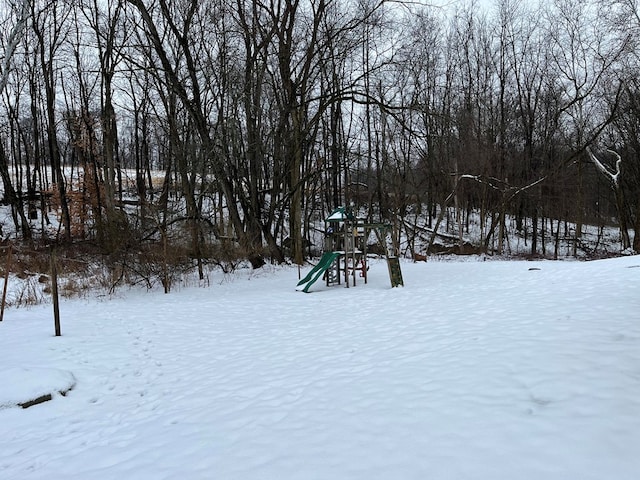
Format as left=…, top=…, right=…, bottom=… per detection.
left=0, top=0, right=638, bottom=271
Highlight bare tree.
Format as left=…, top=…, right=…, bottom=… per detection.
left=0, top=0, right=33, bottom=238
left=0, top=0, right=30, bottom=93
left=586, top=147, right=633, bottom=249
left=546, top=0, right=628, bottom=254
left=30, top=0, right=73, bottom=241
left=125, top=0, right=270, bottom=267
left=78, top=0, right=129, bottom=248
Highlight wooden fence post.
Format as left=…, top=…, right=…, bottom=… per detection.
left=50, top=247, right=61, bottom=336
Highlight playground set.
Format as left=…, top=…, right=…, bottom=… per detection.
left=296, top=206, right=404, bottom=293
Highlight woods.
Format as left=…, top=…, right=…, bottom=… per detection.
left=0, top=0, right=639, bottom=271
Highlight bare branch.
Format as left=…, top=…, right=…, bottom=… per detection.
left=586, top=146, right=621, bottom=187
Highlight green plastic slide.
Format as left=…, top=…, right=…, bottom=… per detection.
left=296, top=251, right=341, bottom=293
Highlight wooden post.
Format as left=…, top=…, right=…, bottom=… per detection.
left=50, top=247, right=61, bottom=336
left=0, top=244, right=12, bottom=322
left=387, top=257, right=404, bottom=288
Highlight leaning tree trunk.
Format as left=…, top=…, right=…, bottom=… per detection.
left=614, top=188, right=632, bottom=250
left=0, top=141, right=31, bottom=239
left=289, top=108, right=305, bottom=266
left=633, top=206, right=640, bottom=252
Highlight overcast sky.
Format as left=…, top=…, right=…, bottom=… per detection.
left=431, top=0, right=542, bottom=15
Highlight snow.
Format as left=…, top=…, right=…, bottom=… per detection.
left=0, top=367, right=75, bottom=409
left=1, top=256, right=639, bottom=479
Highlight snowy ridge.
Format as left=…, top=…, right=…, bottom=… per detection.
left=0, top=367, right=75, bottom=409
left=0, top=256, right=639, bottom=479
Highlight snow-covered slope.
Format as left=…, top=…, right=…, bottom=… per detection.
left=1, top=256, right=639, bottom=479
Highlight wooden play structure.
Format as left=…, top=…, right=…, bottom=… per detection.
left=296, top=207, right=404, bottom=293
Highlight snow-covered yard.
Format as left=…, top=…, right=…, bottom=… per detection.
left=1, top=256, right=639, bottom=479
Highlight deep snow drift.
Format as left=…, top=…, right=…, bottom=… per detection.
left=1, top=256, right=639, bottom=479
